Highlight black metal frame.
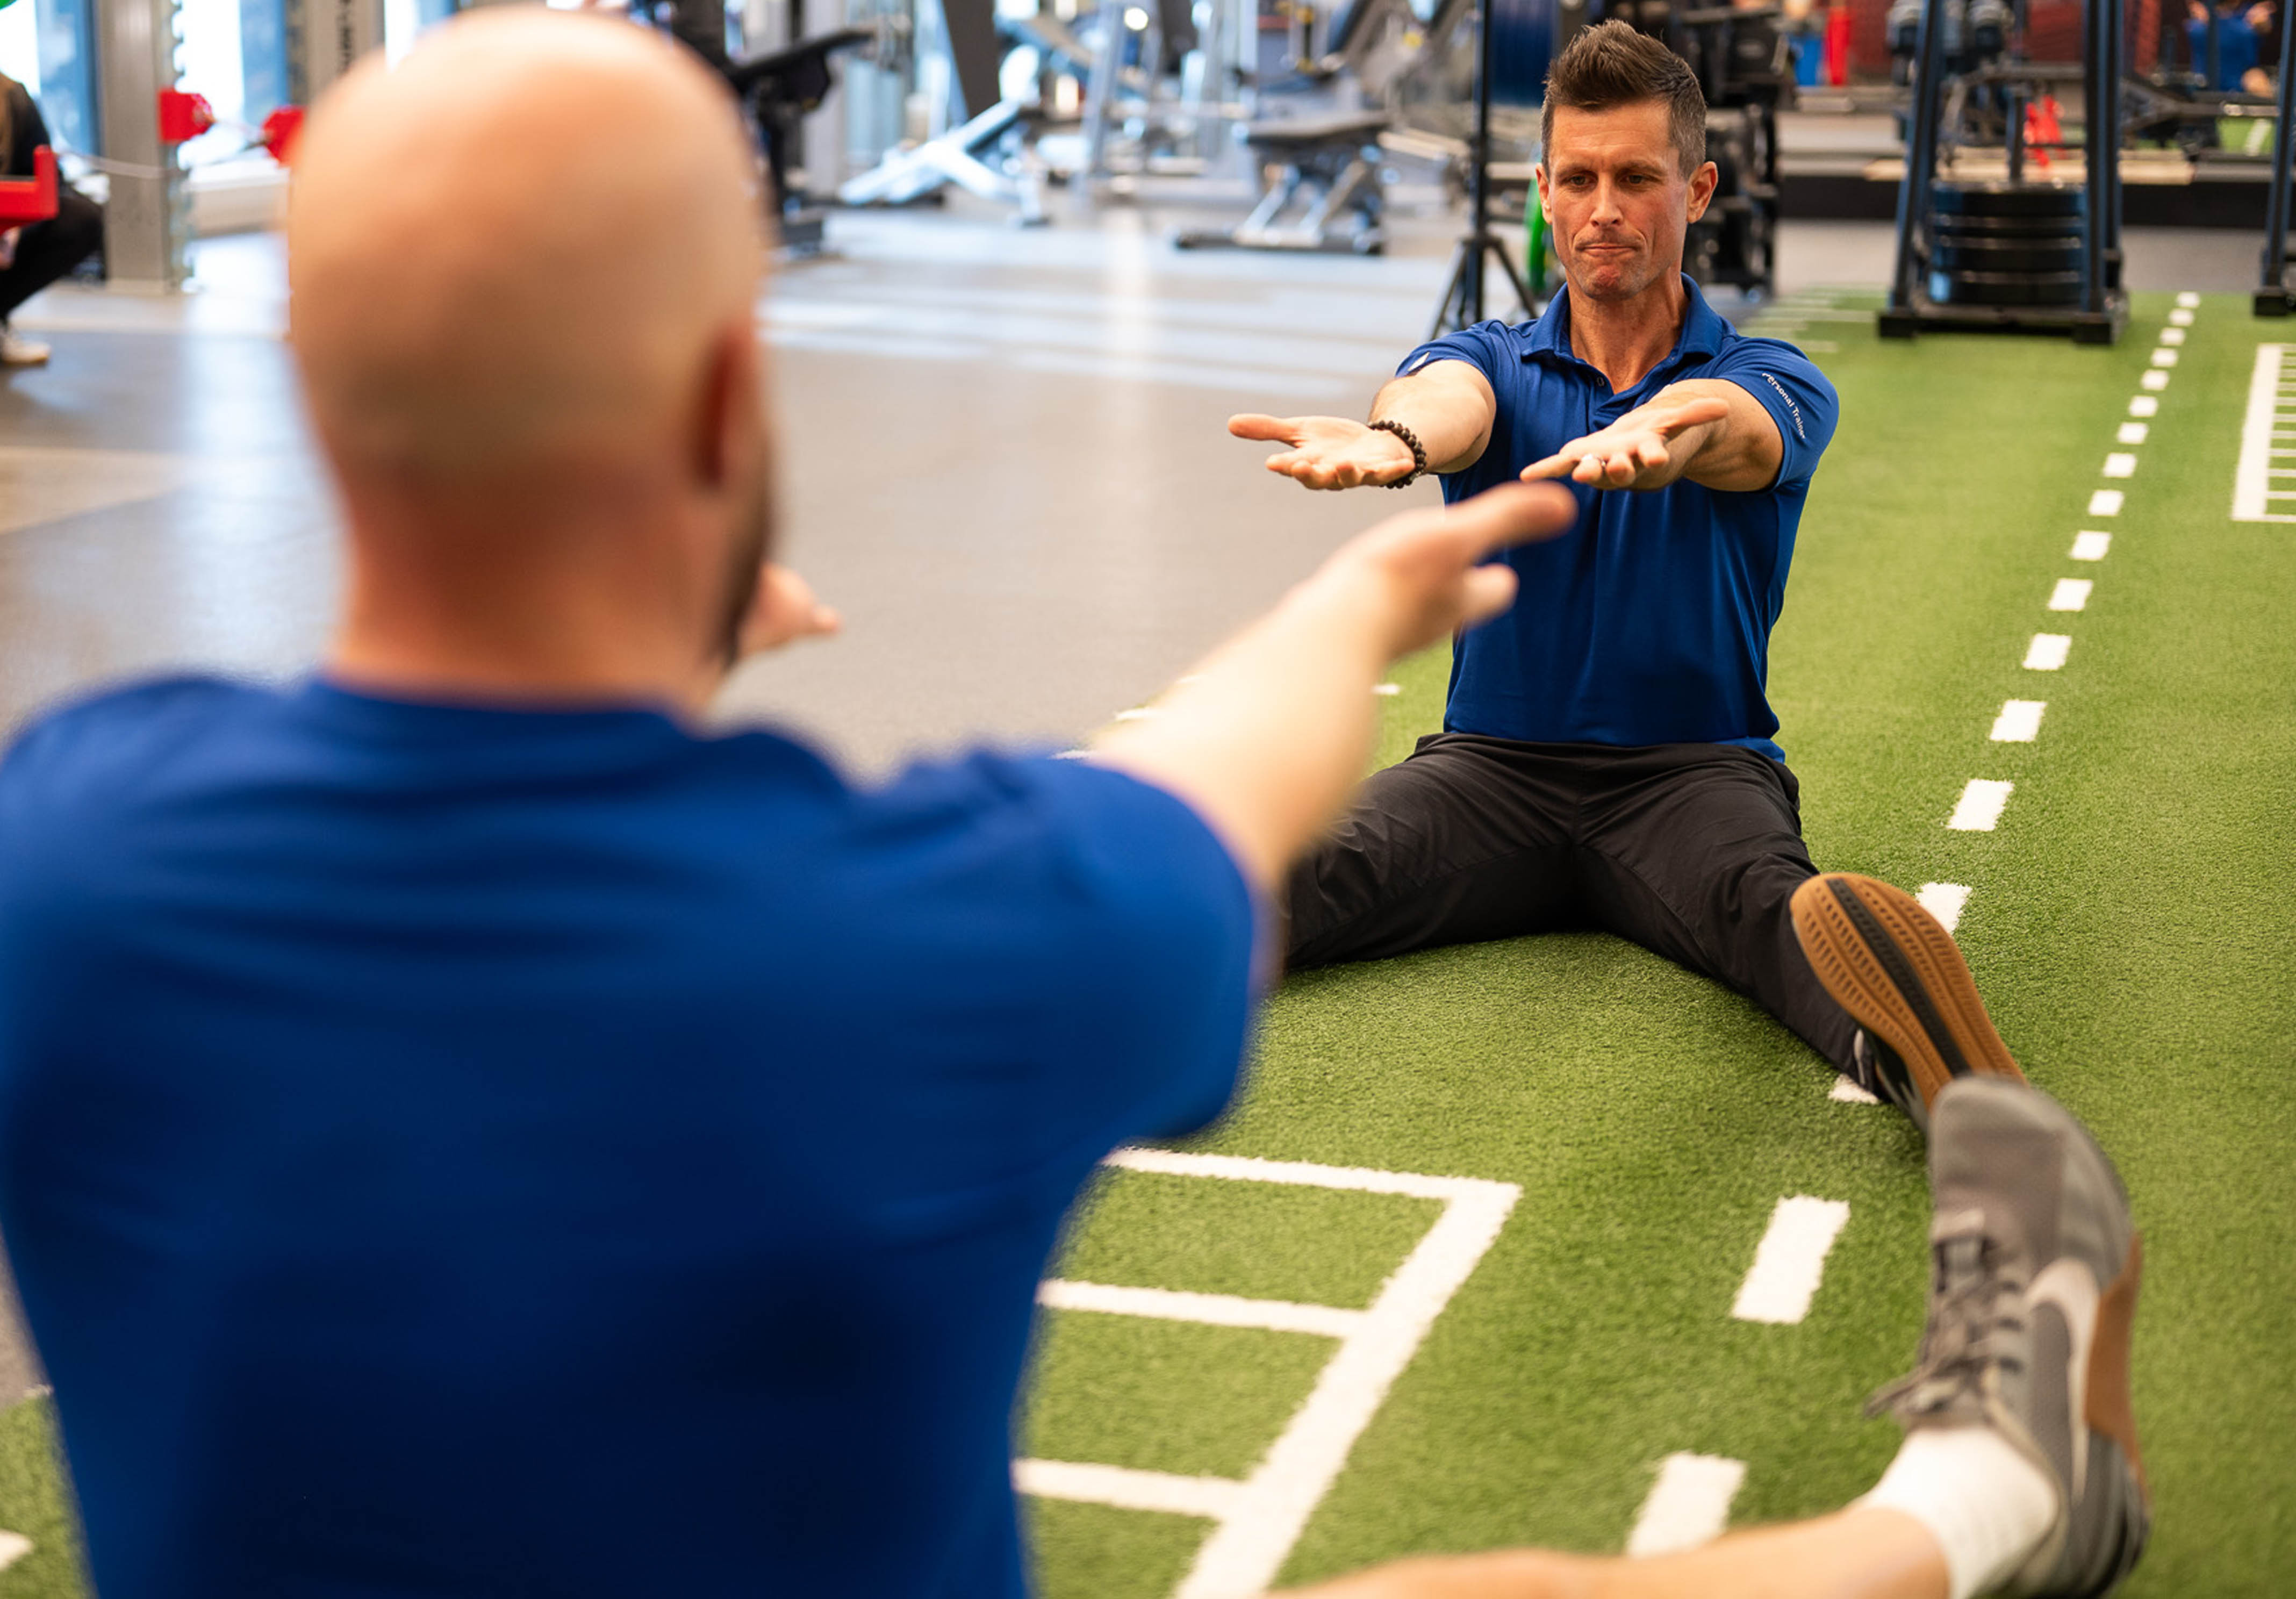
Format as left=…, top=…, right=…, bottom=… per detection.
left=1879, top=0, right=2126, bottom=341
left=2254, top=1, right=2296, bottom=312
left=1429, top=0, right=1532, bottom=338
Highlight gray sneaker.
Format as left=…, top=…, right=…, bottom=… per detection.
left=1870, top=1078, right=2148, bottom=1597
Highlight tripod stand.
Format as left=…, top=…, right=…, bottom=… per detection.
left=1429, top=0, right=1534, bottom=338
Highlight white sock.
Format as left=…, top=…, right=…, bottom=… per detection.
left=1857, top=1426, right=2060, bottom=1599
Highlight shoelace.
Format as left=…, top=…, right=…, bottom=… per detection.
left=1866, top=1230, right=2028, bottom=1421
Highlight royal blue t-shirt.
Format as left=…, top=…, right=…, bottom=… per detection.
left=0, top=677, right=1257, bottom=1599
left=1400, top=278, right=1838, bottom=761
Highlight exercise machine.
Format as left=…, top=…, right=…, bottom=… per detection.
left=2254, top=0, right=2296, bottom=312
left=1878, top=0, right=2127, bottom=340
left=836, top=0, right=1051, bottom=223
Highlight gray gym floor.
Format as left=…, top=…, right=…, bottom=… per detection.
left=0, top=198, right=2270, bottom=1399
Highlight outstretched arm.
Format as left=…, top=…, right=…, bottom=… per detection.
left=1228, top=360, right=1500, bottom=491
left=1089, top=483, right=1575, bottom=891
left=1272, top=1507, right=1947, bottom=1599
left=1519, top=379, right=1782, bottom=493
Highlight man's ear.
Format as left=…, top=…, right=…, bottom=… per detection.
left=1533, top=163, right=1552, bottom=221
left=693, top=319, right=763, bottom=493
left=1684, top=160, right=1720, bottom=225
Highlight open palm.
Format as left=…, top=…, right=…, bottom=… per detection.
left=1228, top=413, right=1418, bottom=491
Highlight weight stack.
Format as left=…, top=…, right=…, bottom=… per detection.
left=1925, top=182, right=2086, bottom=309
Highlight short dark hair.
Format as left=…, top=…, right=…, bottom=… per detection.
left=1540, top=21, right=1707, bottom=178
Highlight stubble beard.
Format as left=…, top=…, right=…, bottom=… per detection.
left=713, top=447, right=777, bottom=669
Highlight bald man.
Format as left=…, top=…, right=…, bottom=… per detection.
left=0, top=13, right=1568, bottom=1597
left=0, top=15, right=2144, bottom=1599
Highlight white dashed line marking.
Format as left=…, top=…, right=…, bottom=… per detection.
left=1917, top=881, right=1973, bottom=932
left=1626, top=1454, right=1747, bottom=1557
left=1990, top=700, right=2047, bottom=742
left=2128, top=395, right=2159, bottom=417
left=2117, top=422, right=2148, bottom=444
left=1732, top=1196, right=1852, bottom=1325
left=1949, top=779, right=2015, bottom=831
left=2159, top=327, right=2186, bottom=347
left=1373, top=683, right=1401, bottom=696
left=2177, top=291, right=2201, bottom=307
left=2150, top=349, right=2178, bottom=368
left=2025, top=633, right=2072, bottom=671
left=2087, top=490, right=2123, bottom=516
left=0, top=1533, right=28, bottom=1574
left=2102, top=454, right=2136, bottom=478
left=2070, top=530, right=2111, bottom=561
left=2169, top=308, right=2195, bottom=327
left=2049, top=578, right=2093, bottom=611
left=2141, top=370, right=2170, bottom=392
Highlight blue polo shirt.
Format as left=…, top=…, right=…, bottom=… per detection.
left=0, top=677, right=1257, bottom=1599
left=1400, top=278, right=1837, bottom=761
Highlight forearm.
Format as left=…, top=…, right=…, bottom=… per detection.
left=1637, top=380, right=1778, bottom=491
left=1087, top=566, right=1396, bottom=892
left=1370, top=367, right=1498, bottom=476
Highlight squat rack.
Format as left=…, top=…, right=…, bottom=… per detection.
left=1879, top=0, right=2128, bottom=341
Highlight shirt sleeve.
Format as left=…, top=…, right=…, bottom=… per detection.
left=875, top=752, right=1260, bottom=1163
left=1027, top=759, right=1260, bottom=1145
left=1702, top=337, right=1839, bottom=491
left=1393, top=320, right=1518, bottom=464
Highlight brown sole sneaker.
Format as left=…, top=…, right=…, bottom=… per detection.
left=1790, top=873, right=2027, bottom=1116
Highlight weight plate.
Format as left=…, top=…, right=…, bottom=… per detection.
left=1929, top=182, right=2086, bottom=220
left=1930, top=237, right=2086, bottom=272
left=1928, top=268, right=2087, bottom=307
left=1928, top=212, right=2090, bottom=239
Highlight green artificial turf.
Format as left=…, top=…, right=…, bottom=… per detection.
left=0, top=1399, right=86, bottom=1599
left=1029, top=291, right=2296, bottom=1597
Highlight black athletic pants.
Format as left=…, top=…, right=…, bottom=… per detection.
left=0, top=187, right=103, bottom=323
left=1284, top=733, right=1860, bottom=1071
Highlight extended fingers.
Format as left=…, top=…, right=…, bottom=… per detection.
left=1442, top=481, right=1578, bottom=557
left=1229, top=413, right=1303, bottom=444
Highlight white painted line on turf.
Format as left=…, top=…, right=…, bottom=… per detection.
left=2049, top=578, right=2093, bottom=612
left=2141, top=370, right=2170, bottom=392
left=2101, top=453, right=2137, bottom=479
left=2159, top=326, right=2186, bottom=347
left=1917, top=881, right=1972, bottom=933
left=1990, top=700, right=2047, bottom=743
left=2025, top=633, right=2072, bottom=671
left=1829, top=1077, right=1882, bottom=1104
left=1373, top=683, right=1401, bottom=696
left=1027, top=1148, right=1522, bottom=1599
left=1731, top=1196, right=1852, bottom=1324
left=2177, top=291, right=2201, bottom=307
left=0, top=1533, right=27, bottom=1573
left=1626, top=1453, right=1747, bottom=1557
left=1038, top=1279, right=1366, bottom=1339
left=2170, top=307, right=2195, bottom=327
left=2070, top=531, right=2112, bottom=560
left=2086, top=490, right=2123, bottom=517
left=2234, top=346, right=2296, bottom=522
left=2117, top=422, right=2148, bottom=444
left=1948, top=779, right=2014, bottom=831
left=1016, top=1459, right=1245, bottom=1519
left=2149, top=348, right=2178, bottom=368
left=2128, top=395, right=2158, bottom=418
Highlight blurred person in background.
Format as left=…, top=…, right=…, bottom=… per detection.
left=0, top=69, right=103, bottom=368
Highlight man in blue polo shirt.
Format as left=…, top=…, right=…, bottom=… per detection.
left=1230, top=21, right=2029, bottom=1121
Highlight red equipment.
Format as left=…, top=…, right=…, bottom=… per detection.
left=156, top=88, right=218, bottom=145
left=0, top=145, right=59, bottom=227
left=260, top=106, right=305, bottom=166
